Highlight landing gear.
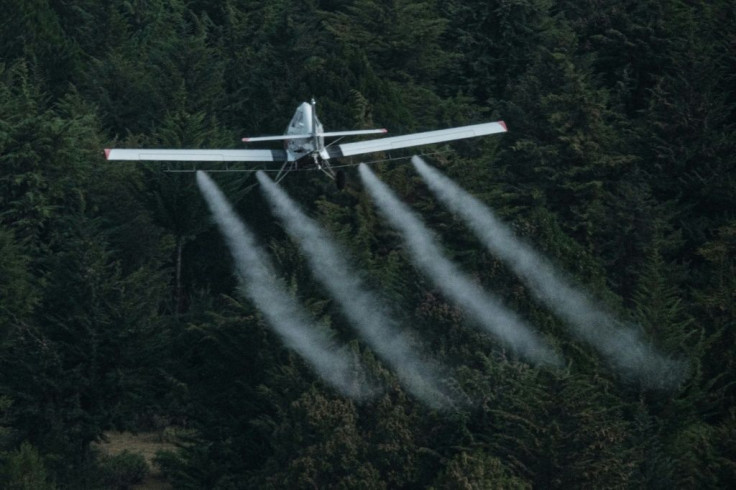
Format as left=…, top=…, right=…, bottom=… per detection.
left=275, top=153, right=347, bottom=190
left=307, top=154, right=343, bottom=188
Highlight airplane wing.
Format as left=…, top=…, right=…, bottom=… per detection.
left=104, top=148, right=289, bottom=162
left=327, top=121, right=507, bottom=158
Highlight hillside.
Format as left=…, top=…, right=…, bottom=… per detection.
left=1, top=1, right=734, bottom=488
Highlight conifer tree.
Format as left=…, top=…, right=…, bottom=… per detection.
left=0, top=441, right=55, bottom=490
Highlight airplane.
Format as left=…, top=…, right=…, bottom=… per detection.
left=105, top=98, right=507, bottom=188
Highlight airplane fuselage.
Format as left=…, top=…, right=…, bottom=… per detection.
left=285, top=101, right=327, bottom=164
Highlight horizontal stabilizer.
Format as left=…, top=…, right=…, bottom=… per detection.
left=319, top=129, right=388, bottom=138
left=242, top=128, right=387, bottom=142
left=242, top=134, right=296, bottom=143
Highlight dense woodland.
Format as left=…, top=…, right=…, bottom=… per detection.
left=1, top=0, right=735, bottom=488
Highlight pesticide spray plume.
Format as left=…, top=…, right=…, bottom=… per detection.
left=256, top=171, right=458, bottom=409
left=358, top=164, right=563, bottom=368
left=412, top=156, right=687, bottom=389
left=196, top=171, right=377, bottom=400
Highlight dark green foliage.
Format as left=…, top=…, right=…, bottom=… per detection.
left=0, top=441, right=55, bottom=490
left=256, top=389, right=382, bottom=488
left=0, top=215, right=169, bottom=485
left=0, top=0, right=733, bottom=487
left=0, top=227, right=38, bottom=341
left=98, top=450, right=149, bottom=490
left=430, top=450, right=530, bottom=489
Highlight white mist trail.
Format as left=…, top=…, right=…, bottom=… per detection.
left=412, top=156, right=686, bottom=388
left=359, top=164, right=562, bottom=367
left=256, top=171, right=456, bottom=409
left=196, top=171, right=375, bottom=399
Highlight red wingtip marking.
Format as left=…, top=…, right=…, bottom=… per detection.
left=499, top=120, right=507, bottom=131
left=381, top=128, right=388, bottom=133
left=242, top=138, right=249, bottom=142
left=104, top=148, right=111, bottom=159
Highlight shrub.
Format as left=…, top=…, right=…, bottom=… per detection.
left=0, top=441, right=55, bottom=490
left=98, top=450, right=149, bottom=490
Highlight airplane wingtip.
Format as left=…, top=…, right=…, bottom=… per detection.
left=499, top=120, right=507, bottom=131
left=104, top=148, right=111, bottom=160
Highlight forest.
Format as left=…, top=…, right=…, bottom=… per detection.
left=1, top=0, right=734, bottom=488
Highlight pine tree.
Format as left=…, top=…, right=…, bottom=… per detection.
left=0, top=228, right=38, bottom=342
left=0, top=441, right=55, bottom=490
left=257, top=388, right=383, bottom=489
left=431, top=450, right=530, bottom=489
left=0, top=214, right=169, bottom=484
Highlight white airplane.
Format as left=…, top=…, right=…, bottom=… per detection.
left=105, top=99, right=507, bottom=187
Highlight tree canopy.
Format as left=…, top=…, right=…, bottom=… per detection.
left=1, top=0, right=734, bottom=487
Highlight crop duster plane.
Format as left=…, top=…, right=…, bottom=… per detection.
left=105, top=99, right=507, bottom=187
